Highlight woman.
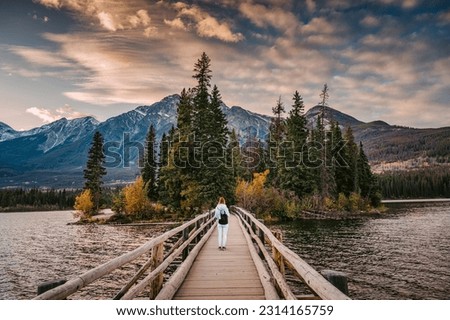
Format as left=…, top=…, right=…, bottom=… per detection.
left=214, top=197, right=230, bottom=251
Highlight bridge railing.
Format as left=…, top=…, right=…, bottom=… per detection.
left=233, top=206, right=350, bottom=300
left=34, top=211, right=216, bottom=300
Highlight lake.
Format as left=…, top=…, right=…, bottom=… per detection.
left=275, top=201, right=450, bottom=299
left=0, top=211, right=173, bottom=299
left=0, top=202, right=449, bottom=299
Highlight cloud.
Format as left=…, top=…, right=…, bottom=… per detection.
left=26, top=105, right=88, bottom=123
left=34, top=0, right=61, bottom=9
left=26, top=107, right=58, bottom=123
left=306, top=0, right=316, bottom=13
left=239, top=2, right=300, bottom=34
left=164, top=17, right=187, bottom=30
left=97, top=11, right=117, bottom=31
left=36, top=31, right=198, bottom=105
left=172, top=2, right=244, bottom=42
left=438, top=11, right=450, bottom=25
left=36, top=0, right=155, bottom=33
left=301, top=17, right=339, bottom=34
left=377, top=0, right=420, bottom=9
left=360, top=15, right=380, bottom=27
left=8, top=46, right=73, bottom=68
left=32, top=13, right=50, bottom=23
left=20, top=0, right=449, bottom=129
left=401, top=0, right=419, bottom=9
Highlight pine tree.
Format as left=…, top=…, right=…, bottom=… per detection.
left=267, top=96, right=285, bottom=185
left=336, top=126, right=358, bottom=196
left=192, top=52, right=212, bottom=142
left=159, top=132, right=169, bottom=168
left=142, top=124, right=157, bottom=201
left=228, top=128, right=244, bottom=180
left=83, top=131, right=106, bottom=211
left=311, top=85, right=335, bottom=200
left=197, top=83, right=233, bottom=206
left=320, top=83, right=329, bottom=106
left=280, top=91, right=311, bottom=197
left=177, top=88, right=193, bottom=138
left=357, top=141, right=374, bottom=198
left=159, top=53, right=234, bottom=211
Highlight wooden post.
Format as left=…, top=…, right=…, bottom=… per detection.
left=149, top=243, right=164, bottom=299
left=255, top=219, right=265, bottom=259
left=195, top=219, right=201, bottom=244
left=257, top=219, right=265, bottom=244
left=272, top=230, right=285, bottom=276
left=320, top=270, right=349, bottom=295
left=37, top=279, right=67, bottom=296
left=182, top=228, right=189, bottom=261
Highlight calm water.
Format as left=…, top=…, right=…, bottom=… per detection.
left=0, top=211, right=172, bottom=299
left=1, top=203, right=449, bottom=300
left=276, top=202, right=450, bottom=299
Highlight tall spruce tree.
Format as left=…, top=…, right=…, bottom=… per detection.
left=177, top=88, right=193, bottom=138
left=160, top=53, right=233, bottom=211
left=280, top=91, right=310, bottom=197
left=357, top=141, right=374, bottom=198
left=159, top=132, right=169, bottom=168
left=228, top=128, right=244, bottom=180
left=312, top=84, right=335, bottom=200
left=204, top=84, right=234, bottom=204
left=267, top=96, right=285, bottom=184
left=192, top=52, right=212, bottom=142
left=337, top=126, right=358, bottom=196
left=142, top=124, right=157, bottom=200
left=158, top=126, right=183, bottom=208
left=83, top=131, right=106, bottom=211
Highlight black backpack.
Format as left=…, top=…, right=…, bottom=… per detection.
left=218, top=208, right=228, bottom=225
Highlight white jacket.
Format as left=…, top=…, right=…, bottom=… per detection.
left=214, top=203, right=230, bottom=222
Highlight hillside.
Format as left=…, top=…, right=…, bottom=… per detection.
left=0, top=97, right=448, bottom=188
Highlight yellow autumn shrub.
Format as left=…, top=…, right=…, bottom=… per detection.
left=123, top=176, right=151, bottom=217
left=74, top=189, right=94, bottom=219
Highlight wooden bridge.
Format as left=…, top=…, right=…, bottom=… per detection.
left=34, top=207, right=350, bottom=300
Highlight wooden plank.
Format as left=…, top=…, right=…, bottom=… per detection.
left=155, top=219, right=216, bottom=300
left=184, top=272, right=261, bottom=281
left=234, top=207, right=351, bottom=300
left=236, top=216, right=279, bottom=300
left=122, top=216, right=216, bottom=300
left=176, top=287, right=264, bottom=297
left=173, top=215, right=267, bottom=300
left=179, top=279, right=262, bottom=289
left=239, top=215, right=296, bottom=300
left=175, top=295, right=266, bottom=300
left=34, top=211, right=214, bottom=300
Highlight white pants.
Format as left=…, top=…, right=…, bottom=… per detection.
left=217, top=224, right=229, bottom=247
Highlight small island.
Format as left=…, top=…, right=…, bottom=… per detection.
left=72, top=54, right=384, bottom=224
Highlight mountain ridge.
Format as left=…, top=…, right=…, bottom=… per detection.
left=0, top=95, right=448, bottom=188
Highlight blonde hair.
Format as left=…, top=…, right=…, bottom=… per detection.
left=218, top=197, right=226, bottom=204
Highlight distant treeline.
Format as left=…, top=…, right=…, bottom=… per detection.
left=377, top=167, right=450, bottom=199
left=0, top=188, right=79, bottom=212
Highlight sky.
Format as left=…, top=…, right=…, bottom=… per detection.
left=0, top=0, right=449, bottom=130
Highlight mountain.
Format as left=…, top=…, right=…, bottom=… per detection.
left=305, top=105, right=363, bottom=128
left=0, top=121, right=17, bottom=142
left=0, top=95, right=270, bottom=188
left=0, top=96, right=448, bottom=188
left=304, top=105, right=450, bottom=172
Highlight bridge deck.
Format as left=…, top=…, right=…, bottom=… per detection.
left=173, top=214, right=265, bottom=300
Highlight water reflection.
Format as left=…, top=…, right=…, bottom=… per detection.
left=0, top=211, right=172, bottom=299
left=1, top=204, right=449, bottom=300
left=274, top=203, right=450, bottom=299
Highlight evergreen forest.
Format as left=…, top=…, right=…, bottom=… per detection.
left=4, top=53, right=448, bottom=217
